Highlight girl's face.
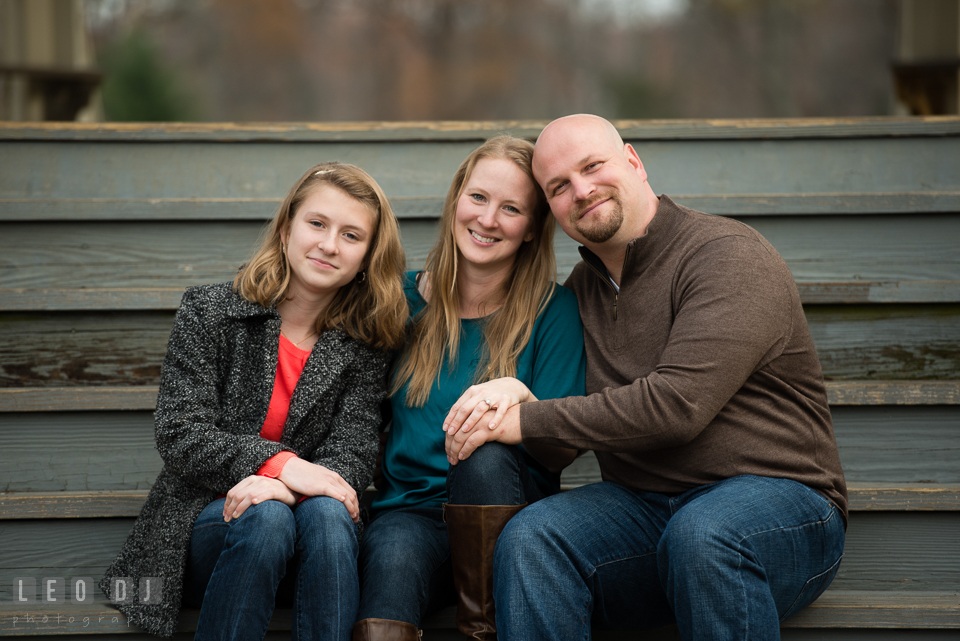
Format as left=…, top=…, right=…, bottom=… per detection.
left=282, top=185, right=375, bottom=298
left=453, top=157, right=537, bottom=273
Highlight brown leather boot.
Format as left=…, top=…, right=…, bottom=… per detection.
left=444, top=503, right=526, bottom=640
left=351, top=618, right=420, bottom=640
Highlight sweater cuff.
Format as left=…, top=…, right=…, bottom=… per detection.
left=257, top=451, right=298, bottom=478
left=520, top=399, right=557, bottom=442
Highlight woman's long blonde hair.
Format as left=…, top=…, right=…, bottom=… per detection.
left=234, top=162, right=407, bottom=351
left=392, top=136, right=556, bottom=406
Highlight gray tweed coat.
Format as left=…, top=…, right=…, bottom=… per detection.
left=99, top=282, right=389, bottom=637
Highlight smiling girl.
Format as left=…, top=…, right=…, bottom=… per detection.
left=355, top=137, right=586, bottom=640
left=100, top=163, right=407, bottom=640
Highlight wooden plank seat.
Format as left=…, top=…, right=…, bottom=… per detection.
left=0, top=591, right=958, bottom=637
left=2, top=484, right=960, bottom=520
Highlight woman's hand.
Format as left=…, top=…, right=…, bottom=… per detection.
left=443, top=377, right=537, bottom=436
left=445, top=405, right=522, bottom=465
left=223, top=475, right=299, bottom=522
left=278, top=457, right=360, bottom=522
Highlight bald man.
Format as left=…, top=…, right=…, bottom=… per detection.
left=444, top=115, right=847, bottom=640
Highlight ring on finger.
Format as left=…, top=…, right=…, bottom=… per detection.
left=482, top=398, right=492, bottom=407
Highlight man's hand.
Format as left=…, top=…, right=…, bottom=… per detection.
left=278, top=457, right=360, bottom=522
left=446, top=405, right=522, bottom=465
left=223, top=475, right=299, bottom=522
left=443, top=377, right=535, bottom=436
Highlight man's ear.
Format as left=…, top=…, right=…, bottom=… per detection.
left=624, top=143, right=648, bottom=181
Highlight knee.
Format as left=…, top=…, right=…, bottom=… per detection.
left=447, top=442, right=522, bottom=503
left=295, top=496, right=358, bottom=551
left=658, top=509, right=736, bottom=571
left=494, top=503, right=556, bottom=571
left=454, top=442, right=518, bottom=481
left=232, top=500, right=296, bottom=557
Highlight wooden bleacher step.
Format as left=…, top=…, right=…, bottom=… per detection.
left=2, top=484, right=959, bottom=520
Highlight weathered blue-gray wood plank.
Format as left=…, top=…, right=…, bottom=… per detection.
left=5, top=194, right=960, bottom=221
left=5, top=281, right=960, bottom=313
left=2, top=404, right=956, bottom=493
left=2, top=215, right=957, bottom=299
left=0, top=615, right=956, bottom=640
left=3, top=484, right=957, bottom=520
left=1, top=124, right=958, bottom=218
left=1, top=512, right=956, bottom=602
left=4, top=380, right=957, bottom=414
left=2, top=305, right=956, bottom=388
left=0, top=220, right=440, bottom=290
left=0, top=412, right=159, bottom=492
left=560, top=405, right=960, bottom=488
left=806, top=305, right=960, bottom=381
left=2, top=117, right=958, bottom=141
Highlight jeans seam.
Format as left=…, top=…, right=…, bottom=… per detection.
left=592, top=550, right=655, bottom=572
left=735, top=504, right=842, bottom=630
left=737, top=500, right=838, bottom=542
left=778, top=552, right=844, bottom=623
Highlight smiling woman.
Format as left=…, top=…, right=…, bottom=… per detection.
left=355, top=137, right=587, bottom=640
left=453, top=157, right=537, bottom=282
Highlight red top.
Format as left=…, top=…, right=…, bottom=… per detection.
left=256, top=333, right=312, bottom=478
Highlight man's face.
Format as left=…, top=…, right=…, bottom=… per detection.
left=533, top=117, right=645, bottom=247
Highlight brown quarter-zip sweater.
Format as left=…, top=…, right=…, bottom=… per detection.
left=521, top=196, right=848, bottom=523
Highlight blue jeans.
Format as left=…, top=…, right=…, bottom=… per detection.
left=494, top=476, right=845, bottom=641
left=184, top=496, right=360, bottom=641
left=357, top=442, right=546, bottom=625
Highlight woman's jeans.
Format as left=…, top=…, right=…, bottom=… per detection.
left=357, top=442, right=546, bottom=625
left=184, top=496, right=360, bottom=641
left=493, top=475, right=846, bottom=641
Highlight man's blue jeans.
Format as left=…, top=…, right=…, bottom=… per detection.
left=494, top=475, right=845, bottom=641
left=357, top=442, right=547, bottom=625
left=184, top=496, right=360, bottom=641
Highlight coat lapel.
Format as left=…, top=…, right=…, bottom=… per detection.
left=284, top=329, right=353, bottom=438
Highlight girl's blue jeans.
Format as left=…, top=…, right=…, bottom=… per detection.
left=494, top=475, right=846, bottom=641
left=183, top=495, right=360, bottom=641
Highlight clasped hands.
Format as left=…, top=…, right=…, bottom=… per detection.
left=443, top=377, right=534, bottom=466
left=223, top=457, right=359, bottom=523
left=224, top=378, right=534, bottom=522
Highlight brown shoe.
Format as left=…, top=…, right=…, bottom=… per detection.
left=444, top=503, right=526, bottom=640
left=352, top=618, right=421, bottom=640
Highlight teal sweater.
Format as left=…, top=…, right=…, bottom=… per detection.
left=373, top=271, right=586, bottom=513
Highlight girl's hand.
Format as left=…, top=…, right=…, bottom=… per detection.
left=278, top=457, right=360, bottom=522
left=223, top=475, right=299, bottom=522
left=443, top=377, right=537, bottom=437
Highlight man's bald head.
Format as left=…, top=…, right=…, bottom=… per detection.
left=530, top=114, right=659, bottom=259
left=532, top=114, right=626, bottom=186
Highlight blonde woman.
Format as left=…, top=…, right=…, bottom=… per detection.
left=355, top=137, right=586, bottom=640
left=101, top=163, right=407, bottom=640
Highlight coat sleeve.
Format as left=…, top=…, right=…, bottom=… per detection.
left=154, top=288, right=286, bottom=493
left=521, top=235, right=794, bottom=452
left=305, top=346, right=388, bottom=495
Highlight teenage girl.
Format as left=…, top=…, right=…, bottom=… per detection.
left=101, top=163, right=407, bottom=641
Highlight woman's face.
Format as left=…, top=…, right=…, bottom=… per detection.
left=453, top=157, right=537, bottom=273
left=282, top=185, right=375, bottom=298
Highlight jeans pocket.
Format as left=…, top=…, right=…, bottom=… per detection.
left=779, top=552, right=844, bottom=622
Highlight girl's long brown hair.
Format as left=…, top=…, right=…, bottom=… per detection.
left=392, top=136, right=556, bottom=405
left=234, top=162, right=407, bottom=351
